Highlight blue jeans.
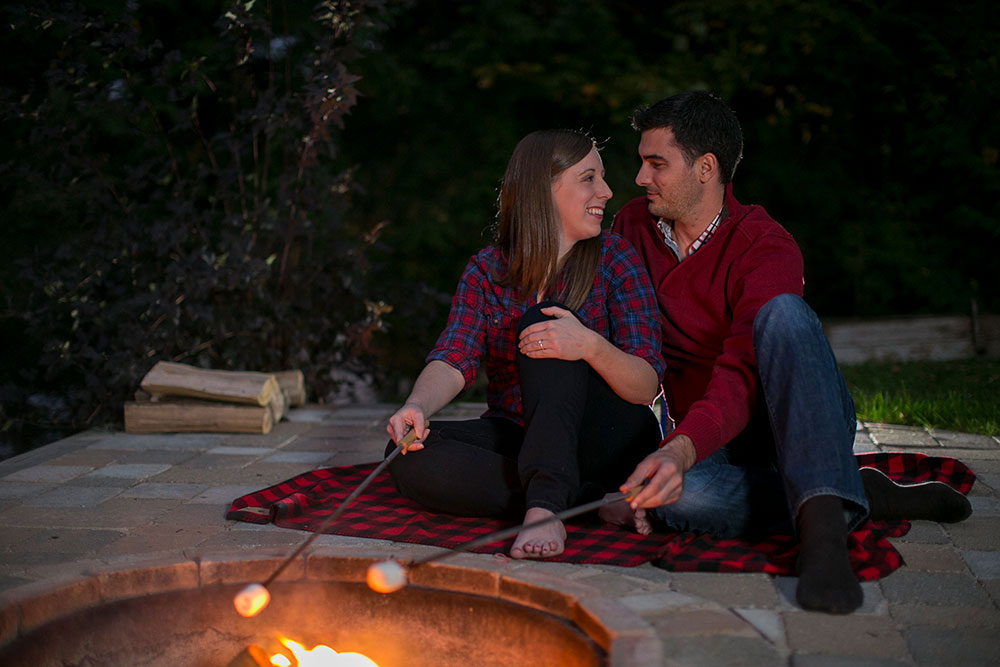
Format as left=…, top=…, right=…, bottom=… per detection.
left=651, top=294, right=869, bottom=538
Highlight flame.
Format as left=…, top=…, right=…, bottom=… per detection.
left=270, top=635, right=379, bottom=667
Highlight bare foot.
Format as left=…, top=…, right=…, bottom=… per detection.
left=598, top=495, right=652, bottom=535
left=510, top=507, right=566, bottom=559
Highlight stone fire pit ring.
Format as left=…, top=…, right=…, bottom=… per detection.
left=0, top=550, right=661, bottom=666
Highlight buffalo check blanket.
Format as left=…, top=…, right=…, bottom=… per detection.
left=226, top=452, right=975, bottom=581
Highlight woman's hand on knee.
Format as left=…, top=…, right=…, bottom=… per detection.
left=518, top=306, right=598, bottom=361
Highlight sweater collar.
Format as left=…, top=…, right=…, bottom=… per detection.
left=657, top=198, right=729, bottom=261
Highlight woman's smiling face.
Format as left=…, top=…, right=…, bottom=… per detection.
left=551, top=147, right=613, bottom=256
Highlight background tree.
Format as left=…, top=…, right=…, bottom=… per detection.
left=2, top=0, right=997, bottom=456
left=1, top=0, right=389, bottom=454
left=341, top=0, right=999, bottom=389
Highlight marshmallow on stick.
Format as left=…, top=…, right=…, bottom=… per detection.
left=233, top=422, right=426, bottom=617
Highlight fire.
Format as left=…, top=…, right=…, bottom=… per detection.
left=270, top=635, right=379, bottom=667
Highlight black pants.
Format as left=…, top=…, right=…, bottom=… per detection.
left=386, top=302, right=661, bottom=519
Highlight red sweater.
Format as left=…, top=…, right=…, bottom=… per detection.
left=612, top=185, right=804, bottom=462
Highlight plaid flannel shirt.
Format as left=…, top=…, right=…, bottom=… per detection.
left=427, top=231, right=664, bottom=424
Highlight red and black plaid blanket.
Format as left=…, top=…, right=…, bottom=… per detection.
left=226, top=452, right=975, bottom=581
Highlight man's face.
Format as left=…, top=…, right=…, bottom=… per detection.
left=635, top=128, right=702, bottom=222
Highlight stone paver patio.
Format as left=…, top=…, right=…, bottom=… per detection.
left=1, top=402, right=998, bottom=665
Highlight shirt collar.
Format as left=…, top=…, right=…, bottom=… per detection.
left=657, top=204, right=727, bottom=261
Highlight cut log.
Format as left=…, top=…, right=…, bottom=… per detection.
left=272, top=369, right=306, bottom=406
left=269, top=386, right=288, bottom=421
left=140, top=361, right=279, bottom=407
left=124, top=400, right=274, bottom=434
left=136, top=386, right=287, bottom=423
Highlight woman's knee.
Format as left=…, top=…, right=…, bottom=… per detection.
left=517, top=299, right=564, bottom=333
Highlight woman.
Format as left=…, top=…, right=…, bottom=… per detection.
left=385, top=129, right=663, bottom=559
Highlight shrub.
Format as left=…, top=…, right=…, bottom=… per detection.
left=0, top=0, right=390, bottom=455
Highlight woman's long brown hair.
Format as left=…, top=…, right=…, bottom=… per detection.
left=494, top=129, right=602, bottom=311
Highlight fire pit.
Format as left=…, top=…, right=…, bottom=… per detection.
left=0, top=552, right=660, bottom=666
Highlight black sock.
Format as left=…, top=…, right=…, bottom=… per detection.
left=861, top=468, right=972, bottom=523
left=795, top=495, right=863, bottom=614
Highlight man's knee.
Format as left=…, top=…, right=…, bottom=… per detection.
left=753, top=293, right=820, bottom=344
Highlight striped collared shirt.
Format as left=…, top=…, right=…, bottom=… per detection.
left=658, top=205, right=726, bottom=261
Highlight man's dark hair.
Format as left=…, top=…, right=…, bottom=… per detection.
left=631, top=91, right=744, bottom=184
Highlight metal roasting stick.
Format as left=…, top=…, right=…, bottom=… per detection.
left=261, top=423, right=424, bottom=588
left=366, top=480, right=648, bottom=592
left=410, top=484, right=644, bottom=569
left=366, top=485, right=647, bottom=593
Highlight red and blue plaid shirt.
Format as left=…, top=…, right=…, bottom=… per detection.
left=428, top=231, right=664, bottom=424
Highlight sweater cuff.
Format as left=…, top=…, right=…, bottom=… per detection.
left=662, top=415, right=724, bottom=463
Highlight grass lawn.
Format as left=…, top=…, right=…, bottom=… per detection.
left=840, top=359, right=1000, bottom=436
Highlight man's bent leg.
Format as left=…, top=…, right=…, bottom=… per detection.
left=754, top=293, right=866, bottom=613
left=753, top=293, right=867, bottom=524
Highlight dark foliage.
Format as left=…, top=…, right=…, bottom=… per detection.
left=3, top=0, right=998, bottom=456
left=341, top=0, right=999, bottom=337
left=1, top=1, right=391, bottom=455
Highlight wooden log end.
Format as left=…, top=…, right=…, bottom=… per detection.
left=124, top=400, right=272, bottom=434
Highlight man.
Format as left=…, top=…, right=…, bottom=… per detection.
left=606, top=90, right=971, bottom=614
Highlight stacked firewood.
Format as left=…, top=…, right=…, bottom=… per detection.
left=124, top=361, right=307, bottom=435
